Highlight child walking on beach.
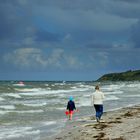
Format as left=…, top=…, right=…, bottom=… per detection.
left=66, top=96, right=76, bottom=120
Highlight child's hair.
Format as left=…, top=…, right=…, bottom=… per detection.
left=69, top=96, right=73, bottom=101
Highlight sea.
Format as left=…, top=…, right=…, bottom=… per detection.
left=0, top=81, right=140, bottom=140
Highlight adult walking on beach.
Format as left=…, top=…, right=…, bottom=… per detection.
left=91, top=85, right=105, bottom=122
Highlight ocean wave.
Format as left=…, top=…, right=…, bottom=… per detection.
left=105, top=95, right=119, bottom=101
left=78, top=98, right=91, bottom=107
left=18, top=88, right=90, bottom=96
left=0, top=109, right=44, bottom=115
left=15, top=88, right=42, bottom=92
left=0, top=110, right=9, bottom=115
left=15, top=110, right=44, bottom=113
left=3, top=93, right=21, bottom=98
left=0, top=126, right=40, bottom=140
left=125, top=95, right=140, bottom=97
left=0, top=105, right=15, bottom=110
left=126, top=83, right=140, bottom=88
left=102, top=84, right=124, bottom=91
left=13, top=83, right=25, bottom=87
left=43, top=121, right=57, bottom=126
left=0, top=97, right=5, bottom=101
left=23, top=102, right=47, bottom=107
left=105, top=90, right=123, bottom=95
left=56, top=107, right=66, bottom=110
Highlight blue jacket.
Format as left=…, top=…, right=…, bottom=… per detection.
left=67, top=100, right=76, bottom=111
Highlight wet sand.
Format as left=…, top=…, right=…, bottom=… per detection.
left=46, top=105, right=140, bottom=140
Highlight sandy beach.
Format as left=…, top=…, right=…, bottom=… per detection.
left=46, top=105, right=140, bottom=140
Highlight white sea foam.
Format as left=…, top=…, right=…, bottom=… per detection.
left=19, top=91, right=47, bottom=96
left=83, top=94, right=91, bottom=97
left=13, top=84, right=25, bottom=87
left=19, top=88, right=89, bottom=96
left=126, top=83, right=140, bottom=88
left=79, top=84, right=93, bottom=89
left=0, top=97, right=5, bottom=101
left=102, top=84, right=122, bottom=91
left=15, top=88, right=42, bottom=92
left=4, top=93, right=21, bottom=98
left=56, top=107, right=66, bottom=110
left=0, top=110, right=8, bottom=115
left=0, top=110, right=43, bottom=115
left=15, top=110, right=44, bottom=113
left=125, top=95, right=140, bottom=97
left=43, top=121, right=57, bottom=126
left=0, top=105, right=15, bottom=110
left=0, top=126, right=40, bottom=140
left=78, top=98, right=91, bottom=106
left=105, top=90, right=123, bottom=95
left=71, top=86, right=77, bottom=89
left=23, top=102, right=47, bottom=107
left=105, top=95, right=119, bottom=101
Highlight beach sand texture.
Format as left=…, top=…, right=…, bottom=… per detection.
left=47, top=105, right=140, bottom=140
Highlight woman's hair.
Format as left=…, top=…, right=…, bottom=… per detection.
left=95, top=85, right=99, bottom=90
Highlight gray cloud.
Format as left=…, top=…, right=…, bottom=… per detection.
left=0, top=0, right=140, bottom=80
left=35, top=30, right=60, bottom=42
left=2, top=47, right=83, bottom=71
left=0, top=0, right=61, bottom=45
left=100, top=0, right=140, bottom=19
left=130, top=20, right=140, bottom=48
left=114, top=0, right=140, bottom=3
left=0, top=0, right=138, bottom=45
left=0, top=1, right=33, bottom=42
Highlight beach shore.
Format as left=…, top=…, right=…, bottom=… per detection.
left=46, top=105, right=140, bottom=140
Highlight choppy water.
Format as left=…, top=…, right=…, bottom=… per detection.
left=0, top=81, right=140, bottom=140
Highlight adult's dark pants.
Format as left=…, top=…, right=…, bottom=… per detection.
left=94, top=104, right=103, bottom=119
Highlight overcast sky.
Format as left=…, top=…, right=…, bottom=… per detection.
left=0, top=0, right=140, bottom=81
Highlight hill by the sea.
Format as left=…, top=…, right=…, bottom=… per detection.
left=97, top=70, right=140, bottom=81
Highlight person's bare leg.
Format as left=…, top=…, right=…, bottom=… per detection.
left=69, top=114, right=72, bottom=120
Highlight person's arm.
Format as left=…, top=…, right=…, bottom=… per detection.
left=67, top=102, right=69, bottom=110
left=102, top=92, right=105, bottom=99
left=91, top=94, right=94, bottom=106
left=73, top=102, right=76, bottom=110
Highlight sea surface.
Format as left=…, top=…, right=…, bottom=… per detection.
left=0, top=81, right=140, bottom=140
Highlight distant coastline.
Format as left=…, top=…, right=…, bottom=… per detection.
left=97, top=69, right=140, bottom=81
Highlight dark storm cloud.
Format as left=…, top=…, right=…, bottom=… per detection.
left=0, top=1, right=19, bottom=40
left=0, top=0, right=61, bottom=46
left=0, top=0, right=139, bottom=48
left=0, top=0, right=138, bottom=42
left=109, top=0, right=140, bottom=48
left=130, top=21, right=140, bottom=48
left=107, top=0, right=140, bottom=19
left=86, top=42, right=110, bottom=50
left=33, top=0, right=102, bottom=10
left=33, top=0, right=140, bottom=19
left=114, top=0, right=140, bottom=3
left=0, top=0, right=33, bottom=42
left=35, top=30, right=60, bottom=42
left=0, top=0, right=140, bottom=80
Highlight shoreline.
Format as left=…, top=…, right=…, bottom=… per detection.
left=44, top=104, right=140, bottom=140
